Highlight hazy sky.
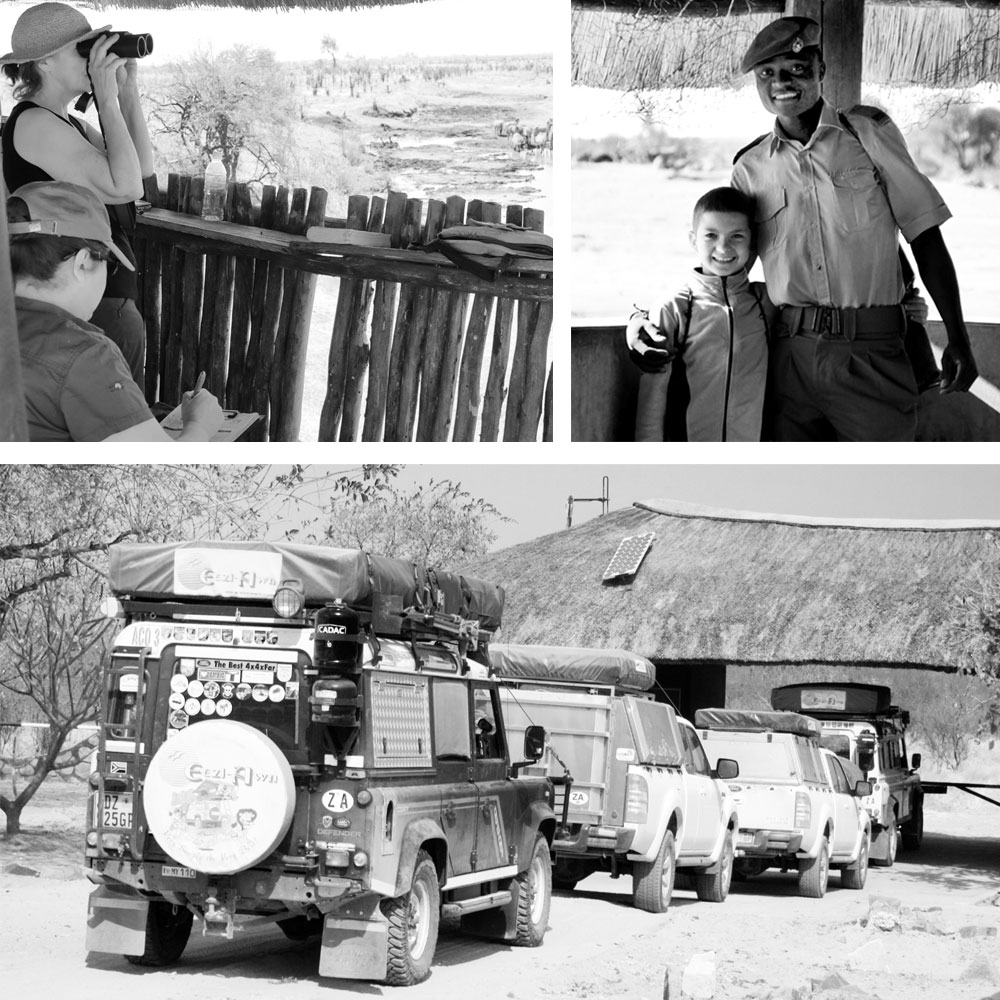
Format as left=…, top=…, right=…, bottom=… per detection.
left=0, top=2, right=556, bottom=62
left=325, top=464, right=1000, bottom=551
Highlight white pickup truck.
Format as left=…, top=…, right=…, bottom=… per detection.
left=696, top=708, right=871, bottom=898
left=492, top=644, right=740, bottom=913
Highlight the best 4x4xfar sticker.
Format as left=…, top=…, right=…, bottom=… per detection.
left=143, top=720, right=295, bottom=874
left=173, top=548, right=282, bottom=598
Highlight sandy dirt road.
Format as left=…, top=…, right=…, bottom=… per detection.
left=1, top=802, right=998, bottom=1000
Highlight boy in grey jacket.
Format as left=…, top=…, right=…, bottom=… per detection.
left=627, top=186, right=772, bottom=442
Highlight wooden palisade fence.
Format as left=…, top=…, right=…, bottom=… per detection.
left=135, top=173, right=553, bottom=442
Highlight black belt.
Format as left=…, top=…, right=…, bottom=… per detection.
left=777, top=304, right=905, bottom=340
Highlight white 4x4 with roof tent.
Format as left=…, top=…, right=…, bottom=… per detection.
left=696, top=708, right=871, bottom=898
left=494, top=645, right=741, bottom=913
left=771, top=683, right=923, bottom=866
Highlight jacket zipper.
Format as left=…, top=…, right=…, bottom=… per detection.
left=721, top=277, right=735, bottom=442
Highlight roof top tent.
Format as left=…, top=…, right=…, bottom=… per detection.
left=771, top=682, right=900, bottom=718
left=109, top=540, right=505, bottom=638
left=489, top=643, right=656, bottom=693
left=694, top=708, right=824, bottom=739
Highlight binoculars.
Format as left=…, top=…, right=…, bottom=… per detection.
left=77, top=31, right=153, bottom=59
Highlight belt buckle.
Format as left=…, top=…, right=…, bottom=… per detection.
left=815, top=307, right=841, bottom=337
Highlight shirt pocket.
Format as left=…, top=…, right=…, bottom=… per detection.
left=831, top=167, right=885, bottom=231
left=753, top=187, right=787, bottom=256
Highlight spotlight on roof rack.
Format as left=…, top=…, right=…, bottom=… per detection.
left=272, top=579, right=305, bottom=619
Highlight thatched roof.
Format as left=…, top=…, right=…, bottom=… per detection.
left=573, top=2, right=1000, bottom=91
left=90, top=1, right=433, bottom=9
left=468, top=499, right=1000, bottom=673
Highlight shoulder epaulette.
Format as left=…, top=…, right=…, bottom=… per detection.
left=733, top=133, right=768, bottom=165
left=846, top=104, right=891, bottom=126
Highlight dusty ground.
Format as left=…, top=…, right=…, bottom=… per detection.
left=1, top=780, right=998, bottom=1000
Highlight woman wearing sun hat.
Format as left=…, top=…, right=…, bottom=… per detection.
left=1, top=1, right=154, bottom=387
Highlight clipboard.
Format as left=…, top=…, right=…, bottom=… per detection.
left=159, top=405, right=262, bottom=441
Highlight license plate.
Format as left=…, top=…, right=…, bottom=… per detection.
left=736, top=831, right=756, bottom=845
left=162, top=866, right=197, bottom=879
left=101, top=792, right=133, bottom=829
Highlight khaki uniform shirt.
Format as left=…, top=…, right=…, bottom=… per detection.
left=731, top=100, right=950, bottom=308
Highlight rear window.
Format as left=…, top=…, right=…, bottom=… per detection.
left=701, top=732, right=798, bottom=781
left=793, top=737, right=825, bottom=784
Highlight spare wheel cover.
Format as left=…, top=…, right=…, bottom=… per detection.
left=144, top=719, right=295, bottom=874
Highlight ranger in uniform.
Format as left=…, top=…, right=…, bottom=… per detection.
left=733, top=16, right=978, bottom=441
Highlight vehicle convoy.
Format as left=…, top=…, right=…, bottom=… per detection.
left=696, top=709, right=872, bottom=898
left=771, top=682, right=923, bottom=866
left=85, top=541, right=555, bottom=986
left=491, top=644, right=741, bottom=912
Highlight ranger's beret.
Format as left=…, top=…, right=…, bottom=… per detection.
left=740, top=16, right=821, bottom=74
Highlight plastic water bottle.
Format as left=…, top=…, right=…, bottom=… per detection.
left=202, top=155, right=227, bottom=221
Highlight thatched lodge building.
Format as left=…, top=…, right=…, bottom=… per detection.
left=469, top=500, right=1000, bottom=716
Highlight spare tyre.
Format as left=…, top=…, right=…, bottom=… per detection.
left=143, top=719, right=295, bottom=874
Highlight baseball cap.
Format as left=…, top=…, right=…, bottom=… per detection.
left=0, top=2, right=110, bottom=66
left=7, top=181, right=135, bottom=272
left=740, top=16, right=821, bottom=74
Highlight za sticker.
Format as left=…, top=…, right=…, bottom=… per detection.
left=322, top=789, right=355, bottom=813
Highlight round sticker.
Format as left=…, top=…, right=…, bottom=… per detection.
left=221, top=684, right=235, bottom=699
left=235, top=683, right=251, bottom=701
left=170, top=674, right=189, bottom=693
left=187, top=679, right=205, bottom=699
left=321, top=789, right=355, bottom=812
left=276, top=664, right=293, bottom=683
left=216, top=699, right=233, bottom=718
left=268, top=684, right=285, bottom=703
left=252, top=685, right=268, bottom=703
left=168, top=710, right=189, bottom=729
left=184, top=697, right=201, bottom=716
left=203, top=681, right=221, bottom=699
left=201, top=699, right=217, bottom=716
left=168, top=692, right=186, bottom=710
left=143, top=719, right=296, bottom=875
left=179, top=659, right=197, bottom=677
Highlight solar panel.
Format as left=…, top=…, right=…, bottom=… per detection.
left=602, top=532, right=655, bottom=582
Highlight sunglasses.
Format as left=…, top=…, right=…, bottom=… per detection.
left=61, top=247, right=119, bottom=277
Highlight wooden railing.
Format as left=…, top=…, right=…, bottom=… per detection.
left=135, top=174, right=552, bottom=442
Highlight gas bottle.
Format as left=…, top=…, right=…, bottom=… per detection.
left=313, top=600, right=360, bottom=674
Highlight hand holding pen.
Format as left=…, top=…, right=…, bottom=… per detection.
left=181, top=371, right=223, bottom=438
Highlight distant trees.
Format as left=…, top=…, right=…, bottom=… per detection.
left=147, top=46, right=299, bottom=185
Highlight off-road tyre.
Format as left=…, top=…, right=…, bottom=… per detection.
left=513, top=834, right=552, bottom=946
left=870, top=815, right=898, bottom=868
left=798, top=837, right=830, bottom=898
left=633, top=829, right=676, bottom=913
left=693, top=829, right=734, bottom=903
left=841, top=830, right=870, bottom=890
left=901, top=800, right=923, bottom=852
left=277, top=914, right=323, bottom=940
left=125, top=900, right=194, bottom=967
left=382, top=850, right=440, bottom=985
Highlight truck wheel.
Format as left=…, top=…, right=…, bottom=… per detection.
left=797, top=838, right=829, bottom=898
left=841, top=830, right=869, bottom=890
left=870, top=816, right=898, bottom=868
left=902, top=801, right=923, bottom=852
left=383, top=850, right=440, bottom=986
left=514, top=834, right=552, bottom=946
left=693, top=829, right=734, bottom=903
left=633, top=829, right=676, bottom=913
left=125, top=900, right=193, bottom=967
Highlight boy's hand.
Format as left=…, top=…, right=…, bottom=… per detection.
left=626, top=310, right=672, bottom=372
left=902, top=287, right=929, bottom=326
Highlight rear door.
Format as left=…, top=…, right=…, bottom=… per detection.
left=679, top=724, right=720, bottom=853
left=823, top=753, right=859, bottom=860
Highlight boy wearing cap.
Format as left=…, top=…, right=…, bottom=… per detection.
left=733, top=15, right=977, bottom=441
left=9, top=180, right=223, bottom=442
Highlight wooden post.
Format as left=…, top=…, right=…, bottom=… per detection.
left=0, top=179, right=28, bottom=441
left=226, top=184, right=256, bottom=408
left=786, top=0, right=864, bottom=110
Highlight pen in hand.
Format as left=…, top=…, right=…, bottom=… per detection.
left=193, top=371, right=206, bottom=395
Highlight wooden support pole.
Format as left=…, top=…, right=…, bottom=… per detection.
left=786, top=0, right=864, bottom=110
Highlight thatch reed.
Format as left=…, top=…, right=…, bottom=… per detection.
left=573, top=2, right=1000, bottom=91
left=466, top=499, right=1000, bottom=672
left=89, top=1, right=434, bottom=10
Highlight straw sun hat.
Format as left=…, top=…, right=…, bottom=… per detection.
left=0, top=2, right=110, bottom=66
